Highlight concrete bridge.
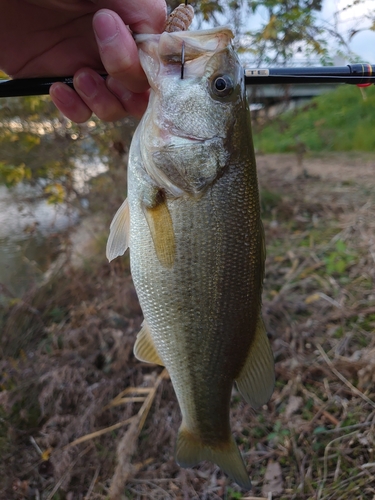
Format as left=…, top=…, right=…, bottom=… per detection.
left=246, top=82, right=339, bottom=107
left=242, top=58, right=343, bottom=108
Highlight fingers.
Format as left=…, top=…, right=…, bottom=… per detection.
left=50, top=82, right=92, bottom=123
left=50, top=1, right=167, bottom=123
left=106, top=76, right=149, bottom=118
left=50, top=68, right=149, bottom=122
left=93, top=9, right=148, bottom=93
left=102, top=0, right=167, bottom=34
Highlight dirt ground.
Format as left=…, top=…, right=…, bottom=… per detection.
left=1, top=153, right=375, bottom=500
left=257, top=152, right=375, bottom=182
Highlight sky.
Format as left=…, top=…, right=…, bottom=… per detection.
left=192, top=0, right=374, bottom=65
left=219, top=0, right=375, bottom=65
left=320, top=0, right=375, bottom=63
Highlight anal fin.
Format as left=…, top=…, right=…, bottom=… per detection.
left=176, top=425, right=251, bottom=490
left=142, top=192, right=175, bottom=268
left=235, top=315, right=274, bottom=409
left=134, top=321, right=164, bottom=366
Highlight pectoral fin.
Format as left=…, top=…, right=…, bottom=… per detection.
left=235, top=316, right=274, bottom=409
left=134, top=321, right=164, bottom=366
left=106, top=198, right=130, bottom=262
left=142, top=193, right=175, bottom=268
left=176, top=425, right=251, bottom=490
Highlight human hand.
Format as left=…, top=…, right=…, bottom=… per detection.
left=0, top=0, right=167, bottom=121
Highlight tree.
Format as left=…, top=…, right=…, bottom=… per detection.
left=1, top=0, right=370, bottom=202
left=245, top=0, right=328, bottom=65
left=0, top=92, right=136, bottom=208
left=165, top=0, right=329, bottom=65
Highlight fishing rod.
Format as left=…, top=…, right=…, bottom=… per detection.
left=244, top=63, right=375, bottom=85
left=0, top=63, right=374, bottom=98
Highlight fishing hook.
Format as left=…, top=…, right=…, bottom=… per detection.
left=181, top=41, right=185, bottom=80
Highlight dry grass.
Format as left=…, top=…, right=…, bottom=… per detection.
left=0, top=153, right=374, bottom=500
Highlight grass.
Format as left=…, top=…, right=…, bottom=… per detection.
left=0, top=153, right=375, bottom=499
left=253, top=84, right=375, bottom=154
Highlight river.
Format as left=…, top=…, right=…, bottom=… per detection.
left=0, top=157, right=108, bottom=300
left=0, top=184, right=79, bottom=300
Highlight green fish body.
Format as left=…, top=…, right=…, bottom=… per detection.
left=107, top=27, right=274, bottom=489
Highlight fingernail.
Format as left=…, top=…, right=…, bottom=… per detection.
left=76, top=73, right=98, bottom=98
left=94, top=12, right=118, bottom=43
left=107, top=77, right=133, bottom=102
left=50, top=83, right=74, bottom=106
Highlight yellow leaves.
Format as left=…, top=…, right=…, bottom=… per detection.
left=24, top=133, right=41, bottom=151
left=305, top=293, right=321, bottom=304
left=8, top=297, right=22, bottom=307
left=23, top=95, right=50, bottom=114
left=199, top=0, right=223, bottom=22
left=311, top=39, right=325, bottom=55
left=0, top=131, right=41, bottom=150
left=44, top=183, right=66, bottom=204
left=0, top=161, right=31, bottom=187
left=263, top=15, right=278, bottom=40
left=41, top=448, right=52, bottom=461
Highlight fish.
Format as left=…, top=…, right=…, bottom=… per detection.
left=106, top=26, right=275, bottom=489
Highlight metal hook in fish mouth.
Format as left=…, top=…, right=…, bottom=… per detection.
left=181, top=41, right=185, bottom=80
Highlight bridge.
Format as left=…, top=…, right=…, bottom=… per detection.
left=242, top=58, right=343, bottom=108
left=246, top=82, right=339, bottom=108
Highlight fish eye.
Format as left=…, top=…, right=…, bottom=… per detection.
left=212, top=75, right=234, bottom=97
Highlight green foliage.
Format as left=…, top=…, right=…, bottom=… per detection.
left=0, top=161, right=31, bottom=187
left=267, top=420, right=290, bottom=443
left=0, top=96, right=77, bottom=200
left=313, top=425, right=328, bottom=434
left=324, top=239, right=356, bottom=275
left=0, top=94, right=137, bottom=206
left=196, top=0, right=224, bottom=21
left=254, top=85, right=375, bottom=152
left=260, top=187, right=282, bottom=214
left=246, top=0, right=328, bottom=64
left=226, top=488, right=243, bottom=499
left=166, top=0, right=330, bottom=64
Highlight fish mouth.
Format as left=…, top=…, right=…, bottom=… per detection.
left=165, top=133, right=223, bottom=149
left=135, top=27, right=234, bottom=59
left=173, top=135, right=205, bottom=144
left=135, top=27, right=234, bottom=85
left=158, top=122, right=217, bottom=145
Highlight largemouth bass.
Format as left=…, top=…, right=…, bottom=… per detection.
left=107, top=27, right=274, bottom=489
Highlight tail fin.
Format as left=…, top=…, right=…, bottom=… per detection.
left=176, top=426, right=251, bottom=490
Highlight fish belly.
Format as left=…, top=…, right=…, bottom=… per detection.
left=128, top=149, right=262, bottom=443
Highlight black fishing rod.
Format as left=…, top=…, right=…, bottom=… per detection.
left=244, top=63, right=375, bottom=85
left=0, top=63, right=374, bottom=98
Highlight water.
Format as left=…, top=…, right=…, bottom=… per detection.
left=0, top=185, right=79, bottom=298
left=0, top=151, right=109, bottom=299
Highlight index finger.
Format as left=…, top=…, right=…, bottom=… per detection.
left=100, top=0, right=167, bottom=34
left=93, top=9, right=148, bottom=93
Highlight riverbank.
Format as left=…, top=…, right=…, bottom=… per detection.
left=1, top=153, right=375, bottom=499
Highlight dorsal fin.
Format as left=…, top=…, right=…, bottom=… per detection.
left=106, top=198, right=130, bottom=262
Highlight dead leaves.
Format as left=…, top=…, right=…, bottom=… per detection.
left=262, top=460, right=284, bottom=497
